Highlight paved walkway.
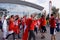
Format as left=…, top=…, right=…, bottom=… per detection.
left=0, top=27, right=60, bottom=40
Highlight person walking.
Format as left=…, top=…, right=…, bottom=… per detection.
left=28, top=15, right=37, bottom=40
left=49, top=14, right=56, bottom=40
left=2, top=15, right=8, bottom=40
left=0, top=18, right=3, bottom=31
left=6, top=15, right=15, bottom=40
left=14, top=15, right=20, bottom=39
left=40, top=15, right=47, bottom=39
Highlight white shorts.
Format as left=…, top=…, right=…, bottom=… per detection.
left=3, top=29, right=8, bottom=38
left=3, top=27, right=8, bottom=38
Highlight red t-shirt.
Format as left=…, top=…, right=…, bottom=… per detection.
left=9, top=18, right=15, bottom=31
left=40, top=17, right=46, bottom=27
left=26, top=18, right=32, bottom=27
left=49, top=16, right=56, bottom=28
left=14, top=19, right=20, bottom=34
left=29, top=20, right=36, bottom=30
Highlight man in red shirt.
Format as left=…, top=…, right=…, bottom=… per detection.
left=28, top=14, right=37, bottom=40
left=49, top=14, right=56, bottom=40
left=40, top=15, right=46, bottom=39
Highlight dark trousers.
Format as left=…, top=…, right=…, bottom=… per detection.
left=6, top=33, right=15, bottom=40
left=28, top=30, right=35, bottom=40
left=17, top=34, right=21, bottom=39
left=34, top=27, right=38, bottom=34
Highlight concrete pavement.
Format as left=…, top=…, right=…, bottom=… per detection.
left=0, top=27, right=60, bottom=40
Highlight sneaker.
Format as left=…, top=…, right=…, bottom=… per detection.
left=41, top=36, right=45, bottom=39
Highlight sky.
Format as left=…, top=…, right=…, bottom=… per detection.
left=0, top=3, right=41, bottom=17
left=0, top=0, right=60, bottom=15
left=25, top=0, right=60, bottom=13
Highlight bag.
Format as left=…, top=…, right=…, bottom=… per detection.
left=0, top=21, right=3, bottom=29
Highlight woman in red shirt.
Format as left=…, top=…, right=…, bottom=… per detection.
left=28, top=19, right=37, bottom=40
left=6, top=15, right=15, bottom=40
left=49, top=14, right=56, bottom=40
left=14, top=15, right=20, bottom=38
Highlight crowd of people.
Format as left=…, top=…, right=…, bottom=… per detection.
left=0, top=13, right=60, bottom=40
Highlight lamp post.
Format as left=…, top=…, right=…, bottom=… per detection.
left=49, top=0, right=52, bottom=18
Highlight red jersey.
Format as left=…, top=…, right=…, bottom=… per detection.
left=29, top=20, right=36, bottom=30
left=22, top=17, right=27, bottom=27
left=14, top=19, right=20, bottom=34
left=18, top=19, right=21, bottom=25
left=40, top=17, right=46, bottom=27
left=9, top=18, right=15, bottom=31
left=26, top=18, right=32, bottom=27
left=49, top=16, right=56, bottom=28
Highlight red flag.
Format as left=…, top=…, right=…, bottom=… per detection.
left=22, top=18, right=32, bottom=40
left=22, top=27, right=29, bottom=40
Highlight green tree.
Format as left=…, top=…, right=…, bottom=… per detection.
left=52, top=6, right=59, bottom=17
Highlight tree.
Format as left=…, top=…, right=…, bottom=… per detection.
left=52, top=6, right=59, bottom=17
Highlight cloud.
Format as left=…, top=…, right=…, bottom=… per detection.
left=25, top=0, right=60, bottom=13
